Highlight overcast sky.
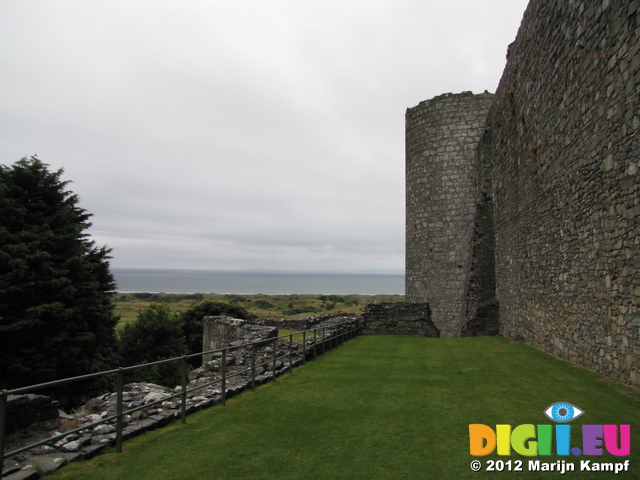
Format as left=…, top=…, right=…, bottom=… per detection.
left=0, top=0, right=528, bottom=273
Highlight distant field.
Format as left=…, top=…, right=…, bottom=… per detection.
left=112, top=292, right=404, bottom=328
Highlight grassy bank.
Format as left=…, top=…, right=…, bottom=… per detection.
left=49, top=336, right=640, bottom=479
left=112, top=293, right=403, bottom=328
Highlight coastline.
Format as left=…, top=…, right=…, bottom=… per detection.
left=111, top=268, right=405, bottom=296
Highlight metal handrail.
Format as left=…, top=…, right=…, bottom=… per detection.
left=1, top=319, right=360, bottom=474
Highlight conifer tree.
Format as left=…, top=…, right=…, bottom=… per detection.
left=0, top=156, right=120, bottom=392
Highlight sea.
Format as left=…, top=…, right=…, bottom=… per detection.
left=111, top=268, right=405, bottom=295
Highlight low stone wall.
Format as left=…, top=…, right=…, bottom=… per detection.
left=251, top=313, right=348, bottom=331
left=5, top=394, right=60, bottom=435
left=360, top=302, right=438, bottom=336
left=202, top=316, right=277, bottom=364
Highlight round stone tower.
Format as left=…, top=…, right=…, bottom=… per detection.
left=405, top=91, right=494, bottom=337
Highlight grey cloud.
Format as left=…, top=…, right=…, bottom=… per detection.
left=0, top=0, right=528, bottom=272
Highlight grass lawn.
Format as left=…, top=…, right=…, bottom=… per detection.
left=48, top=336, right=640, bottom=479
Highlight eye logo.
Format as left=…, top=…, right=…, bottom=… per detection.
left=544, top=402, right=584, bottom=423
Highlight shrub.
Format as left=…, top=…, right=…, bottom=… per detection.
left=134, top=293, right=154, bottom=300
left=255, top=300, right=275, bottom=309
left=119, top=304, right=187, bottom=387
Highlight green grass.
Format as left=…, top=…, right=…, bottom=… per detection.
left=113, top=293, right=404, bottom=328
left=48, top=336, right=640, bottom=479
left=276, top=329, right=308, bottom=341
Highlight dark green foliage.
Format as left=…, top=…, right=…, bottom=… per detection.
left=318, top=295, right=345, bottom=304
left=255, top=299, right=275, bottom=309
left=134, top=293, right=154, bottom=300
left=281, top=306, right=319, bottom=316
left=180, top=301, right=254, bottom=364
left=119, top=304, right=187, bottom=387
left=184, top=293, right=204, bottom=301
left=224, top=294, right=246, bottom=304
left=132, top=293, right=204, bottom=302
left=0, top=157, right=120, bottom=397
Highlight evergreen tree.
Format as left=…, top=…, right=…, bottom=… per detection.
left=0, top=157, right=120, bottom=393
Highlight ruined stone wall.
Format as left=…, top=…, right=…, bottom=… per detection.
left=489, top=0, right=640, bottom=386
left=405, top=92, right=494, bottom=337
left=251, top=313, right=343, bottom=331
left=202, top=317, right=277, bottom=364
left=360, top=302, right=438, bottom=336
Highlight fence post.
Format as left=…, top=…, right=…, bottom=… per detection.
left=251, top=344, right=256, bottom=391
left=302, top=330, right=307, bottom=365
left=272, top=337, right=277, bottom=382
left=116, top=368, right=124, bottom=453
left=288, top=334, right=293, bottom=373
left=313, top=329, right=317, bottom=360
left=0, top=389, right=7, bottom=474
left=181, top=356, right=188, bottom=424
left=221, top=348, right=227, bottom=406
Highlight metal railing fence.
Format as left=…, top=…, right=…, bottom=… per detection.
left=1, top=320, right=359, bottom=474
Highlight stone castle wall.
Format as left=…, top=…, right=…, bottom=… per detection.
left=490, top=0, right=640, bottom=386
left=406, top=0, right=640, bottom=386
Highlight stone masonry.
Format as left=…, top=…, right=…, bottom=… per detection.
left=489, top=0, right=640, bottom=387
left=360, top=302, right=438, bottom=336
left=406, top=0, right=640, bottom=387
left=406, top=92, right=494, bottom=337
left=201, top=316, right=277, bottom=364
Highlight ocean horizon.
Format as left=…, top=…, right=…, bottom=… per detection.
left=111, top=268, right=405, bottom=295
